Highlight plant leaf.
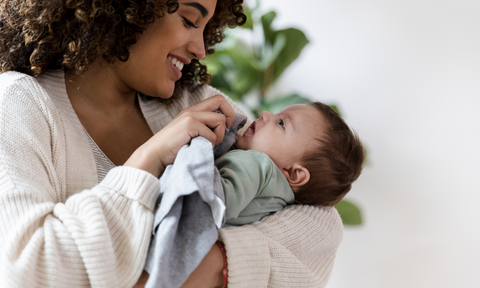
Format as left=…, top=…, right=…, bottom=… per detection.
left=260, top=33, right=286, bottom=69
left=270, top=28, right=309, bottom=83
left=328, top=104, right=342, bottom=118
left=335, top=199, right=362, bottom=226
left=209, top=74, right=240, bottom=101
left=261, top=11, right=277, bottom=45
left=242, top=6, right=254, bottom=30
left=261, top=93, right=311, bottom=113
left=261, top=33, right=287, bottom=89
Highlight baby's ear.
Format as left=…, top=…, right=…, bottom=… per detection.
left=282, top=164, right=310, bottom=191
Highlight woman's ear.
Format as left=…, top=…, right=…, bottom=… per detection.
left=282, top=163, right=310, bottom=190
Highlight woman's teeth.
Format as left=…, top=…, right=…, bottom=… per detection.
left=168, top=56, right=184, bottom=72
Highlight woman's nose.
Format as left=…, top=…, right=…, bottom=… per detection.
left=187, top=32, right=206, bottom=60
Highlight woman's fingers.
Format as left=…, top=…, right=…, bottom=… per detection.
left=181, top=110, right=226, bottom=146
left=125, top=96, right=233, bottom=177
left=189, top=122, right=218, bottom=147
left=183, top=95, right=236, bottom=129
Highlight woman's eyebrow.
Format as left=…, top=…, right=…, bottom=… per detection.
left=182, top=2, right=209, bottom=18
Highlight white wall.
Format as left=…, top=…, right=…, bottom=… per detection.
left=255, top=0, right=480, bottom=287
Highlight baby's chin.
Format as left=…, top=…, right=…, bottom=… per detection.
left=233, top=138, right=249, bottom=150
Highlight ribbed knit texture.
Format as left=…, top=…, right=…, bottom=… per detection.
left=84, top=127, right=116, bottom=182
left=0, top=71, right=160, bottom=288
left=219, top=205, right=343, bottom=288
left=0, top=70, right=343, bottom=287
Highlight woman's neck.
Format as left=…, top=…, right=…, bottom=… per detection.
left=64, top=61, right=137, bottom=119
left=64, top=61, right=154, bottom=166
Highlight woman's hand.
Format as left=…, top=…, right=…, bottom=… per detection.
left=124, top=95, right=236, bottom=177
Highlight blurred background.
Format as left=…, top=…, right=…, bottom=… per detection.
left=204, top=0, right=480, bottom=287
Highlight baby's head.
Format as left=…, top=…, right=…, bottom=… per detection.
left=235, top=102, right=365, bottom=207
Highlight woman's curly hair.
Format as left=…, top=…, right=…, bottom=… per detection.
left=0, top=0, right=246, bottom=91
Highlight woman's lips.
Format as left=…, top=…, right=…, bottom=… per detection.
left=167, top=54, right=190, bottom=81
left=168, top=60, right=182, bottom=80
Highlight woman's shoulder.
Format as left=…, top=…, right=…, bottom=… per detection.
left=0, top=70, right=68, bottom=109
left=0, top=71, right=36, bottom=91
left=0, top=70, right=62, bottom=100
left=0, top=71, right=45, bottom=109
left=0, top=70, right=70, bottom=132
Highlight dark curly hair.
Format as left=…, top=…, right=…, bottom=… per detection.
left=0, top=0, right=246, bottom=92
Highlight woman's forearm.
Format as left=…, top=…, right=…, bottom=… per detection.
left=180, top=243, right=225, bottom=288
left=134, top=243, right=225, bottom=288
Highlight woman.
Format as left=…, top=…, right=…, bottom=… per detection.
left=0, top=0, right=343, bottom=287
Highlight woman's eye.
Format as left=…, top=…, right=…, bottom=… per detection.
left=278, top=119, right=285, bottom=129
left=182, top=17, right=198, bottom=28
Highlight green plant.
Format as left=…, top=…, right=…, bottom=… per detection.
left=203, top=3, right=363, bottom=225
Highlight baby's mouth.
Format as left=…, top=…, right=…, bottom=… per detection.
left=246, top=121, right=256, bottom=135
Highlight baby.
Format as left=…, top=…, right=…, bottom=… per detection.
left=217, top=101, right=365, bottom=226
left=145, top=101, right=365, bottom=286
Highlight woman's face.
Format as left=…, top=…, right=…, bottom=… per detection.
left=115, top=0, right=217, bottom=98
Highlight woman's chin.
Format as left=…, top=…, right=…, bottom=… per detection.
left=143, top=86, right=175, bottom=99
left=157, top=93, right=174, bottom=99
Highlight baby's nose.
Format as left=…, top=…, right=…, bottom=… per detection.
left=259, top=111, right=272, bottom=122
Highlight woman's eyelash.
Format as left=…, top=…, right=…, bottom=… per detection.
left=278, top=119, right=285, bottom=129
left=182, top=17, right=198, bottom=28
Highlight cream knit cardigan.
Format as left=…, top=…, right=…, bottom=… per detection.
left=0, top=70, right=343, bottom=288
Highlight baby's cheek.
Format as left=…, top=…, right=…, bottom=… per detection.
left=234, top=137, right=248, bottom=150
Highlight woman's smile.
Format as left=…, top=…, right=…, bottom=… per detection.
left=116, top=0, right=217, bottom=99
left=168, top=55, right=186, bottom=72
left=167, top=55, right=187, bottom=80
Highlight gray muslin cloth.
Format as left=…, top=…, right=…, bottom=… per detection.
left=144, top=113, right=247, bottom=288
left=213, top=111, right=247, bottom=158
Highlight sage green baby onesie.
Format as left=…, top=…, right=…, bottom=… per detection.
left=215, top=150, right=295, bottom=226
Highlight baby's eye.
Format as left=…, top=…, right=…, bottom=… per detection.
left=278, top=119, right=285, bottom=129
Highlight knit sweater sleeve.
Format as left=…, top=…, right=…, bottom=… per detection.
left=219, top=205, right=343, bottom=288
left=0, top=72, right=160, bottom=287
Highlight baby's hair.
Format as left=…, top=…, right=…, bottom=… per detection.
left=294, top=102, right=365, bottom=207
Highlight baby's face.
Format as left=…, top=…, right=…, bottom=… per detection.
left=235, top=104, right=327, bottom=170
